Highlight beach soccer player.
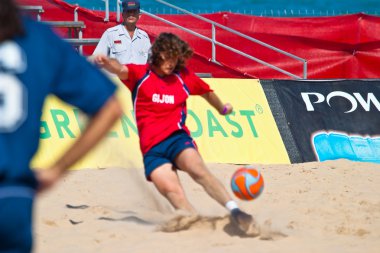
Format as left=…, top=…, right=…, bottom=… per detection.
left=94, top=32, right=259, bottom=235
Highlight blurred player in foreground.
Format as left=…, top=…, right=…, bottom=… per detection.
left=0, top=0, right=123, bottom=252
left=94, top=32, right=259, bottom=236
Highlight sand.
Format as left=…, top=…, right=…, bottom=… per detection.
left=33, top=160, right=380, bottom=253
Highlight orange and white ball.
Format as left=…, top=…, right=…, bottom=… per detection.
left=230, top=167, right=264, bottom=201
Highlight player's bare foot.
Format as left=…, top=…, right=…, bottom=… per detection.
left=230, top=208, right=260, bottom=236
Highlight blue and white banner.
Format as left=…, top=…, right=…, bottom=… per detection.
left=266, top=79, right=380, bottom=163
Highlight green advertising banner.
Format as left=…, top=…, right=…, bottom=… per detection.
left=32, top=78, right=290, bottom=170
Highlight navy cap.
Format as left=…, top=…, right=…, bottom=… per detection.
left=122, top=0, right=140, bottom=11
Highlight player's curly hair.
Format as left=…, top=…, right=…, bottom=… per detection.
left=149, top=33, right=193, bottom=72
left=0, top=0, right=24, bottom=42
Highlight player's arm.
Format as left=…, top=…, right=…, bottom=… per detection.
left=35, top=96, right=123, bottom=192
left=94, top=55, right=129, bottom=80
left=201, top=91, right=233, bottom=115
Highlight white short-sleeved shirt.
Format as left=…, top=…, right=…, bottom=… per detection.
left=93, top=24, right=151, bottom=64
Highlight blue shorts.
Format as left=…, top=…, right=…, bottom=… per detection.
left=143, top=130, right=196, bottom=181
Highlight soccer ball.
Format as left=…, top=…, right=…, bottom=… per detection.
left=230, top=166, right=264, bottom=201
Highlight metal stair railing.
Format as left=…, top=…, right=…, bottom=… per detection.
left=34, top=0, right=306, bottom=79
left=113, top=0, right=307, bottom=79
left=154, top=0, right=307, bottom=79
left=20, top=4, right=97, bottom=54
left=19, top=5, right=44, bottom=21
left=66, top=38, right=100, bottom=46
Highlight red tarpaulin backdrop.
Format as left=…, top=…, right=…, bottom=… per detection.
left=17, top=0, right=380, bottom=79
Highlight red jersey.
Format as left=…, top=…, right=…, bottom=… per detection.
left=123, top=64, right=213, bottom=154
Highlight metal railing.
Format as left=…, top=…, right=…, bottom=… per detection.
left=19, top=5, right=44, bottom=21
left=103, top=0, right=122, bottom=22
left=112, top=0, right=307, bottom=79
left=103, top=0, right=110, bottom=21
left=154, top=0, right=308, bottom=79
left=72, top=0, right=308, bottom=78
left=66, top=38, right=100, bottom=46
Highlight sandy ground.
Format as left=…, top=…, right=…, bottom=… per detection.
left=33, top=160, right=380, bottom=253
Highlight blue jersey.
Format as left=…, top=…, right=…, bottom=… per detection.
left=0, top=18, right=116, bottom=189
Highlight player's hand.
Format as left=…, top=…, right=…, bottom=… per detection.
left=34, top=168, right=63, bottom=193
left=221, top=103, right=233, bottom=115
left=93, top=55, right=127, bottom=79
left=93, top=54, right=108, bottom=67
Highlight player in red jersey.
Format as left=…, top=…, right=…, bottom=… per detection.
left=95, top=32, right=259, bottom=235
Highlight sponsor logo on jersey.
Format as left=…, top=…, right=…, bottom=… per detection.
left=152, top=94, right=175, bottom=104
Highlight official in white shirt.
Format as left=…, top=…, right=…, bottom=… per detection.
left=93, top=0, right=151, bottom=64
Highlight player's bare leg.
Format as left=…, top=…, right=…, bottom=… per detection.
left=174, top=148, right=260, bottom=236
left=174, top=148, right=231, bottom=206
left=150, top=163, right=196, bottom=213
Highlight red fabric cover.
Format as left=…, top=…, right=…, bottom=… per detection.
left=17, top=0, right=380, bottom=79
